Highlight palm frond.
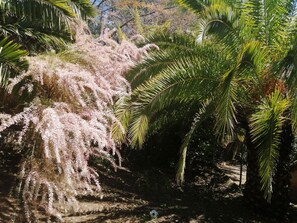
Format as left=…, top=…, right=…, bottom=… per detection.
left=144, top=32, right=199, bottom=50
left=126, top=31, right=232, bottom=148
left=197, top=2, right=237, bottom=42
left=112, top=95, right=131, bottom=144
left=0, top=38, right=28, bottom=86
left=2, top=24, right=71, bottom=51
left=2, top=0, right=74, bottom=25
left=250, top=91, right=289, bottom=202
left=278, top=46, right=297, bottom=91
left=240, top=0, right=290, bottom=46
left=176, top=0, right=207, bottom=14
left=215, top=68, right=237, bottom=143
left=128, top=52, right=224, bottom=147
left=0, top=0, right=95, bottom=52
left=176, top=99, right=214, bottom=184
left=278, top=1, right=297, bottom=47
left=235, top=40, right=268, bottom=80
left=128, top=33, right=217, bottom=89
left=68, top=0, right=96, bottom=18
left=129, top=112, right=149, bottom=148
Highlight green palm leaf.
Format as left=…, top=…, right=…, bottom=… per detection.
left=128, top=52, right=222, bottom=147
left=0, top=0, right=95, bottom=52
left=0, top=38, right=28, bottom=86
left=127, top=33, right=202, bottom=88
left=214, top=68, right=237, bottom=143
left=197, top=2, right=237, bottom=42
left=68, top=0, right=96, bottom=19
left=250, top=91, right=289, bottom=202
left=176, top=0, right=208, bottom=13
left=112, top=95, right=131, bottom=144
left=176, top=99, right=214, bottom=184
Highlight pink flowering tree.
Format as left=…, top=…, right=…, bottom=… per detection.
left=0, top=23, right=156, bottom=222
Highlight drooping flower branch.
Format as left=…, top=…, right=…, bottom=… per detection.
left=0, top=22, right=157, bottom=221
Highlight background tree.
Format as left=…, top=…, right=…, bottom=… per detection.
left=115, top=0, right=297, bottom=217
left=90, top=0, right=197, bottom=37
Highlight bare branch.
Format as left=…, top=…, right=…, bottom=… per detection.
left=119, top=6, right=177, bottom=29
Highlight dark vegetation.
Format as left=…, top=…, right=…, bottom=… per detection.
left=62, top=137, right=297, bottom=223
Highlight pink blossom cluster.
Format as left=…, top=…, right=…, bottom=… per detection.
left=0, top=23, right=155, bottom=221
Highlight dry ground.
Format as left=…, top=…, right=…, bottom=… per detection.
left=1, top=163, right=297, bottom=223
left=62, top=163, right=297, bottom=223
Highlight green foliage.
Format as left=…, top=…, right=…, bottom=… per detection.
left=125, top=38, right=226, bottom=148
left=0, top=0, right=95, bottom=53
left=0, top=38, right=28, bottom=86
left=177, top=0, right=297, bottom=200
left=176, top=99, right=214, bottom=184
left=0, top=0, right=95, bottom=88
left=121, top=0, right=297, bottom=202
left=176, top=0, right=208, bottom=13
left=250, top=92, right=289, bottom=201
left=133, top=7, right=144, bottom=35
left=69, top=0, right=96, bottom=18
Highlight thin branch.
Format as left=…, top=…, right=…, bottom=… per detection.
left=95, top=0, right=107, bottom=8
left=120, top=6, right=177, bottom=29
left=102, top=6, right=115, bottom=14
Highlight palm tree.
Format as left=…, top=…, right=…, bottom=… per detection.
left=0, top=0, right=95, bottom=52
left=0, top=0, right=95, bottom=87
left=114, top=0, right=297, bottom=216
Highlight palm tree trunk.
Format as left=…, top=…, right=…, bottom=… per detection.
left=243, top=119, right=293, bottom=218
left=271, top=120, right=293, bottom=217
left=243, top=124, right=267, bottom=209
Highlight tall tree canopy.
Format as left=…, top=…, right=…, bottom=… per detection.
left=91, top=0, right=197, bottom=37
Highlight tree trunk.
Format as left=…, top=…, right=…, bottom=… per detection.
left=243, top=124, right=267, bottom=209
left=271, top=120, right=293, bottom=218
left=243, top=120, right=293, bottom=218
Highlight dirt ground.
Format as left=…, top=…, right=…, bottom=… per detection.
left=1, top=163, right=297, bottom=223
left=62, top=163, right=297, bottom=223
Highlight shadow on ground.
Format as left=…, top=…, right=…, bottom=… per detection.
left=62, top=164, right=297, bottom=223
left=1, top=163, right=297, bottom=222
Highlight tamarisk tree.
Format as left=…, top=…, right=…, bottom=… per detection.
left=0, top=23, right=156, bottom=222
